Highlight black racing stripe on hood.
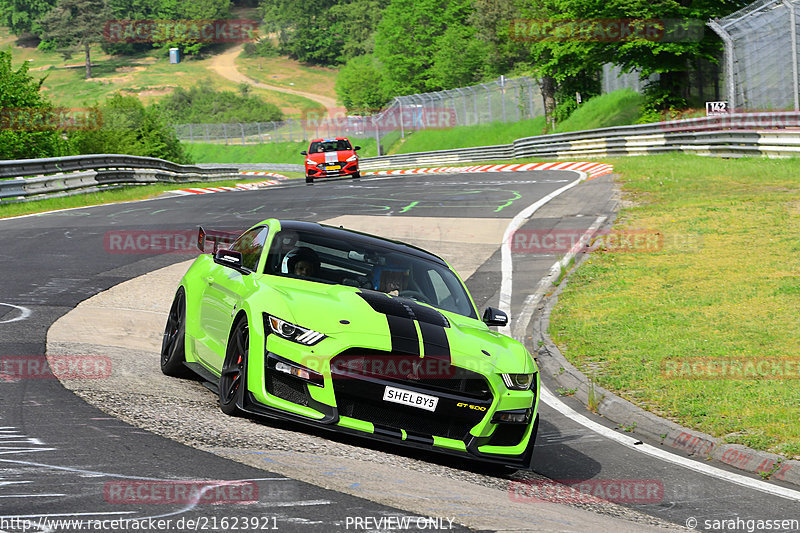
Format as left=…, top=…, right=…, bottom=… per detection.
left=357, top=290, right=449, bottom=327
left=418, top=321, right=450, bottom=362
left=386, top=315, right=420, bottom=355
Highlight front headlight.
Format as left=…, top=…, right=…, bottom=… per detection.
left=501, top=373, right=535, bottom=391
left=306, top=159, right=318, bottom=166
left=346, top=154, right=358, bottom=162
left=266, top=314, right=326, bottom=345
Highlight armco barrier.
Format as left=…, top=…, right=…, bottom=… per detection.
left=4, top=113, right=800, bottom=199
left=0, top=154, right=240, bottom=203
left=360, top=112, right=800, bottom=170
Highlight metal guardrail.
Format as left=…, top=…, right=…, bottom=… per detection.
left=0, top=154, right=240, bottom=203
left=360, top=112, right=800, bottom=169
left=4, top=113, right=800, bottom=200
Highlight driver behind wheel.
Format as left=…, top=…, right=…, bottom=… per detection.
left=282, top=247, right=320, bottom=278
left=378, top=268, right=409, bottom=296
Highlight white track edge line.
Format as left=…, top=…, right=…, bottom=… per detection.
left=499, top=169, right=800, bottom=502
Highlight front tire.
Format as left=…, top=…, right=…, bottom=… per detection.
left=161, top=288, right=189, bottom=377
left=305, top=174, right=314, bottom=184
left=219, top=316, right=248, bottom=416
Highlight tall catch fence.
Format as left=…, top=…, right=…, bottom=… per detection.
left=172, top=77, right=543, bottom=155
left=709, top=0, right=800, bottom=110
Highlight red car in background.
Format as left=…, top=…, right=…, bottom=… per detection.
left=301, top=137, right=361, bottom=184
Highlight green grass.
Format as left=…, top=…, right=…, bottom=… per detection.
left=1, top=26, right=326, bottom=115
left=185, top=138, right=379, bottom=164
left=386, top=117, right=548, bottom=154
left=554, top=89, right=645, bottom=133
left=382, top=88, right=645, bottom=154
left=549, top=154, right=800, bottom=458
left=0, top=174, right=304, bottom=218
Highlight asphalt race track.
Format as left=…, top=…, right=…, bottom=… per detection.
left=1, top=170, right=799, bottom=532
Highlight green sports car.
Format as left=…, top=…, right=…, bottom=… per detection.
left=161, top=219, right=540, bottom=468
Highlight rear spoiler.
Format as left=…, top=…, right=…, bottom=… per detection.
left=197, top=227, right=240, bottom=253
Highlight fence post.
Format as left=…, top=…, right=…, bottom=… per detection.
left=783, top=0, right=800, bottom=111
left=708, top=20, right=738, bottom=110
left=240, top=123, right=246, bottom=145
left=223, top=123, right=228, bottom=145
left=374, top=116, right=381, bottom=156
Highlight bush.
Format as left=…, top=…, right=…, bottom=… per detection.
left=242, top=39, right=279, bottom=58
left=70, top=94, right=191, bottom=163
left=153, top=84, right=285, bottom=124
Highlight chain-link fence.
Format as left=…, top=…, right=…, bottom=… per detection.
left=601, top=63, right=660, bottom=94
left=172, top=77, right=543, bottom=154
left=709, top=0, right=800, bottom=110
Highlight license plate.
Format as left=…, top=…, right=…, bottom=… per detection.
left=383, top=386, right=438, bottom=412
left=326, top=165, right=341, bottom=171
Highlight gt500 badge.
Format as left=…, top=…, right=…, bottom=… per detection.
left=457, top=402, right=487, bottom=411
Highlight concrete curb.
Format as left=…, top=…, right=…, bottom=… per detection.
left=527, top=233, right=800, bottom=489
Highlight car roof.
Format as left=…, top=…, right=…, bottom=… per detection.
left=309, top=137, right=349, bottom=143
left=277, top=220, right=448, bottom=266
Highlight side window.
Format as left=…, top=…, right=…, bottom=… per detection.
left=231, top=226, right=268, bottom=272
left=426, top=269, right=451, bottom=306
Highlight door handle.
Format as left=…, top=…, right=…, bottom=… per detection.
left=204, top=276, right=214, bottom=285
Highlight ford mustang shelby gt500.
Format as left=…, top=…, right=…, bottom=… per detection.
left=161, top=219, right=540, bottom=468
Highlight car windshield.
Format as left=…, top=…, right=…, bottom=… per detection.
left=265, top=229, right=477, bottom=319
left=309, top=139, right=352, bottom=153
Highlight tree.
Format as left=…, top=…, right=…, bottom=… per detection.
left=429, top=25, right=488, bottom=89
left=526, top=0, right=747, bottom=117
left=0, top=0, right=58, bottom=36
left=373, top=0, right=473, bottom=94
left=260, top=0, right=387, bottom=65
left=335, top=55, right=389, bottom=113
left=70, top=94, right=191, bottom=163
left=39, top=0, right=112, bottom=79
left=0, top=51, right=67, bottom=160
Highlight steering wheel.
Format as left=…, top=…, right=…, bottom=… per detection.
left=397, top=290, right=432, bottom=305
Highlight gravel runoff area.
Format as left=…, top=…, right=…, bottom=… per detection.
left=46, top=218, right=685, bottom=533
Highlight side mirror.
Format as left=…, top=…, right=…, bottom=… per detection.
left=354, top=146, right=361, bottom=151
left=300, top=150, right=308, bottom=155
left=482, top=307, right=508, bottom=327
left=214, top=249, right=245, bottom=271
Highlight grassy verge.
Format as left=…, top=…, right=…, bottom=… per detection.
left=185, top=138, right=379, bottom=163
left=0, top=173, right=304, bottom=219
left=554, top=89, right=645, bottom=133
left=386, top=117, right=547, bottom=154
left=549, top=154, right=800, bottom=458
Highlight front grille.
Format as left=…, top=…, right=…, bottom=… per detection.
left=337, top=396, right=476, bottom=441
left=331, top=348, right=493, bottom=441
left=333, top=348, right=492, bottom=400
left=266, top=372, right=308, bottom=406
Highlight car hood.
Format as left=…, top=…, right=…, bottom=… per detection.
left=306, top=150, right=356, bottom=164
left=254, top=276, right=534, bottom=374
